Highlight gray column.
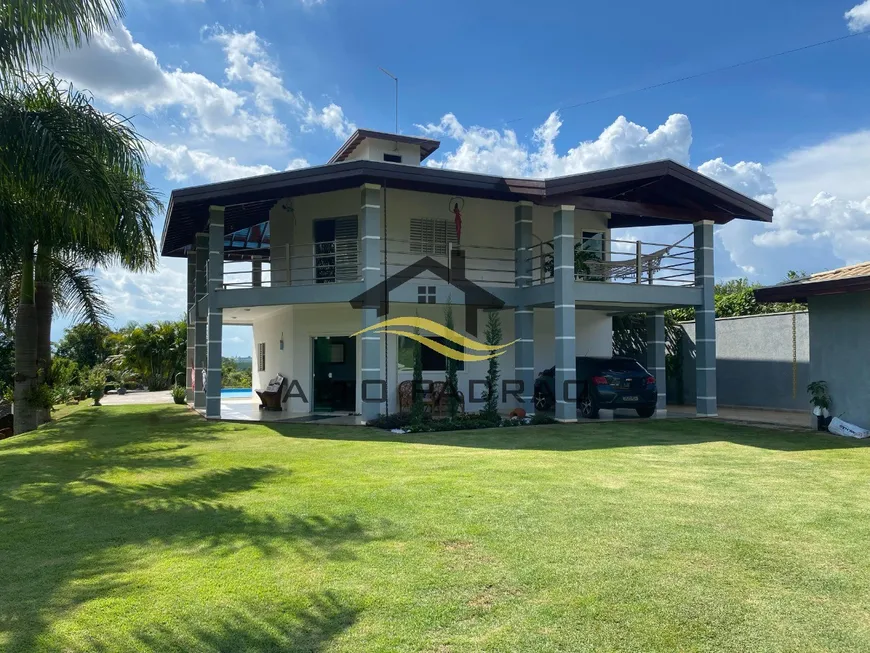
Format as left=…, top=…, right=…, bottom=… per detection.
left=694, top=220, right=717, bottom=417
left=645, top=311, right=667, bottom=417
left=514, top=202, right=535, bottom=413
left=194, top=233, right=208, bottom=411
left=553, top=205, right=577, bottom=422
left=185, top=252, right=196, bottom=403
left=251, top=259, right=262, bottom=287
left=205, top=206, right=225, bottom=418
left=360, top=184, right=383, bottom=421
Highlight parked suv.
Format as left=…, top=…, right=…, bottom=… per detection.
left=533, top=356, right=658, bottom=419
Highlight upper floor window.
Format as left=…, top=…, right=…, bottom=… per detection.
left=314, top=217, right=359, bottom=283
left=410, top=218, right=458, bottom=256
left=383, top=153, right=402, bottom=163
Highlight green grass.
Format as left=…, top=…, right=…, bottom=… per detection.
left=2, top=406, right=870, bottom=652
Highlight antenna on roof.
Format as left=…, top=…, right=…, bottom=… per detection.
left=379, top=67, right=398, bottom=134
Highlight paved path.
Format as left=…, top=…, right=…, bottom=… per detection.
left=669, top=405, right=810, bottom=429
left=99, top=391, right=174, bottom=405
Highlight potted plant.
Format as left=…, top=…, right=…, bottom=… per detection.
left=84, top=367, right=108, bottom=406
left=807, top=380, right=833, bottom=431
left=114, top=368, right=136, bottom=395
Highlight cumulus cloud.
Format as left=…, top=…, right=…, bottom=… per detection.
left=418, top=111, right=692, bottom=177
left=50, top=23, right=288, bottom=144
left=422, top=110, right=870, bottom=281
left=50, top=23, right=356, bottom=150
left=845, top=0, right=870, bottom=32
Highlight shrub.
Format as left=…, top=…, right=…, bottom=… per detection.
left=83, top=367, right=108, bottom=406
left=530, top=413, right=557, bottom=425
left=26, top=383, right=55, bottom=410
left=171, top=385, right=187, bottom=405
left=366, top=412, right=419, bottom=430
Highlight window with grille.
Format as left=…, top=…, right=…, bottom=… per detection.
left=314, top=217, right=359, bottom=283
left=410, top=218, right=458, bottom=256
left=257, top=343, right=266, bottom=372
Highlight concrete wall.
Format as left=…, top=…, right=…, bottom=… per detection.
left=251, top=303, right=612, bottom=414
left=682, top=312, right=810, bottom=410
left=808, top=292, right=870, bottom=428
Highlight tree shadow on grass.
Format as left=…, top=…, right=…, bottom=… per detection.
left=0, top=406, right=390, bottom=652
left=87, top=592, right=360, bottom=653
left=266, top=418, right=870, bottom=453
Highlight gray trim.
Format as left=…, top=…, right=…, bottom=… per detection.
left=553, top=207, right=577, bottom=423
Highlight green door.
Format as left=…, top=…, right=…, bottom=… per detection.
left=312, top=336, right=356, bottom=412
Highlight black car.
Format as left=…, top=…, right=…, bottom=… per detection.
left=533, top=356, right=658, bottom=419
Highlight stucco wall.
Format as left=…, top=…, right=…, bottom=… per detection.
left=251, top=303, right=612, bottom=414
left=681, top=312, right=810, bottom=410
left=808, top=292, right=870, bottom=428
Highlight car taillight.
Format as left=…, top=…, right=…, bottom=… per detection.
left=646, top=376, right=656, bottom=386
left=592, top=376, right=608, bottom=386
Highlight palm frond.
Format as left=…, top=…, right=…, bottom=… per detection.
left=51, top=255, right=110, bottom=326
left=0, top=0, right=124, bottom=75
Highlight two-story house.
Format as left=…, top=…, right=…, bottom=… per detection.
left=160, top=129, right=772, bottom=422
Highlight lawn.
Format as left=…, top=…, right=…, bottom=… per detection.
left=2, top=406, right=870, bottom=652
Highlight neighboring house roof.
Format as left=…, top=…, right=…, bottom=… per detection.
left=161, top=157, right=774, bottom=257
left=754, top=261, right=870, bottom=303
left=328, top=129, right=441, bottom=163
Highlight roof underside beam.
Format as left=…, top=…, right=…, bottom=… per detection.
left=541, top=195, right=739, bottom=224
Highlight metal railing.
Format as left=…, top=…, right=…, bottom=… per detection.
left=222, top=237, right=361, bottom=288
left=528, top=235, right=696, bottom=287
left=221, top=235, right=696, bottom=290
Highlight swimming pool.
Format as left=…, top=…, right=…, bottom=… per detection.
left=221, top=388, right=252, bottom=398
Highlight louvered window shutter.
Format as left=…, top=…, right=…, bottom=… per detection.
left=334, top=217, right=359, bottom=281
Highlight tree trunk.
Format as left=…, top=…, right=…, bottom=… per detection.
left=35, top=244, right=53, bottom=425
left=14, top=244, right=39, bottom=435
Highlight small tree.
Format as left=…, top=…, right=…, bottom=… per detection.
left=444, top=301, right=460, bottom=418
left=483, top=310, right=502, bottom=419
left=410, top=317, right=425, bottom=424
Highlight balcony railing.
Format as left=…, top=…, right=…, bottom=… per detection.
left=222, top=237, right=361, bottom=288
left=528, top=235, right=695, bottom=287
left=221, top=235, right=696, bottom=290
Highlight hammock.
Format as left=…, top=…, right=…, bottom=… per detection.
left=576, top=233, right=692, bottom=283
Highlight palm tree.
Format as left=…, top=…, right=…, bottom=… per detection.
left=0, top=0, right=123, bottom=75
left=0, top=75, right=159, bottom=433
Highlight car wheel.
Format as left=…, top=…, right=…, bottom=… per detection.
left=635, top=406, right=656, bottom=418
left=534, top=390, right=553, bottom=411
left=578, top=392, right=599, bottom=419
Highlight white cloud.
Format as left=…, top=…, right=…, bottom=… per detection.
left=147, top=143, right=276, bottom=182
left=50, top=23, right=288, bottom=145
left=302, top=102, right=356, bottom=140
left=845, top=0, right=870, bottom=32
left=97, top=259, right=188, bottom=325
left=418, top=111, right=692, bottom=177
left=768, top=130, right=870, bottom=205
left=208, top=27, right=302, bottom=114
left=423, top=110, right=870, bottom=281
left=146, top=142, right=310, bottom=183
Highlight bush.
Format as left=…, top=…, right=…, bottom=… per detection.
left=530, top=413, right=558, bottom=425
left=83, top=367, right=108, bottom=406
left=26, top=383, right=55, bottom=410
left=366, top=412, right=419, bottom=430
left=171, top=385, right=187, bottom=405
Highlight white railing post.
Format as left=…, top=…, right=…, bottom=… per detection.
left=635, top=240, right=643, bottom=284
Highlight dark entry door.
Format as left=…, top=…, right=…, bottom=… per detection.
left=312, top=336, right=356, bottom=412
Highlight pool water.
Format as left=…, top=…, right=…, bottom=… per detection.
left=221, top=388, right=252, bottom=398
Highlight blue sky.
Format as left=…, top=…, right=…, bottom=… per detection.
left=47, top=0, right=870, bottom=356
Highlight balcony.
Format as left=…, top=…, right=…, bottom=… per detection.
left=529, top=235, right=696, bottom=287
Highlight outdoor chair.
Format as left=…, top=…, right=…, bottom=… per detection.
left=256, top=374, right=287, bottom=411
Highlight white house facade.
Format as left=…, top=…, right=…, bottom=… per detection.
left=160, top=129, right=773, bottom=422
